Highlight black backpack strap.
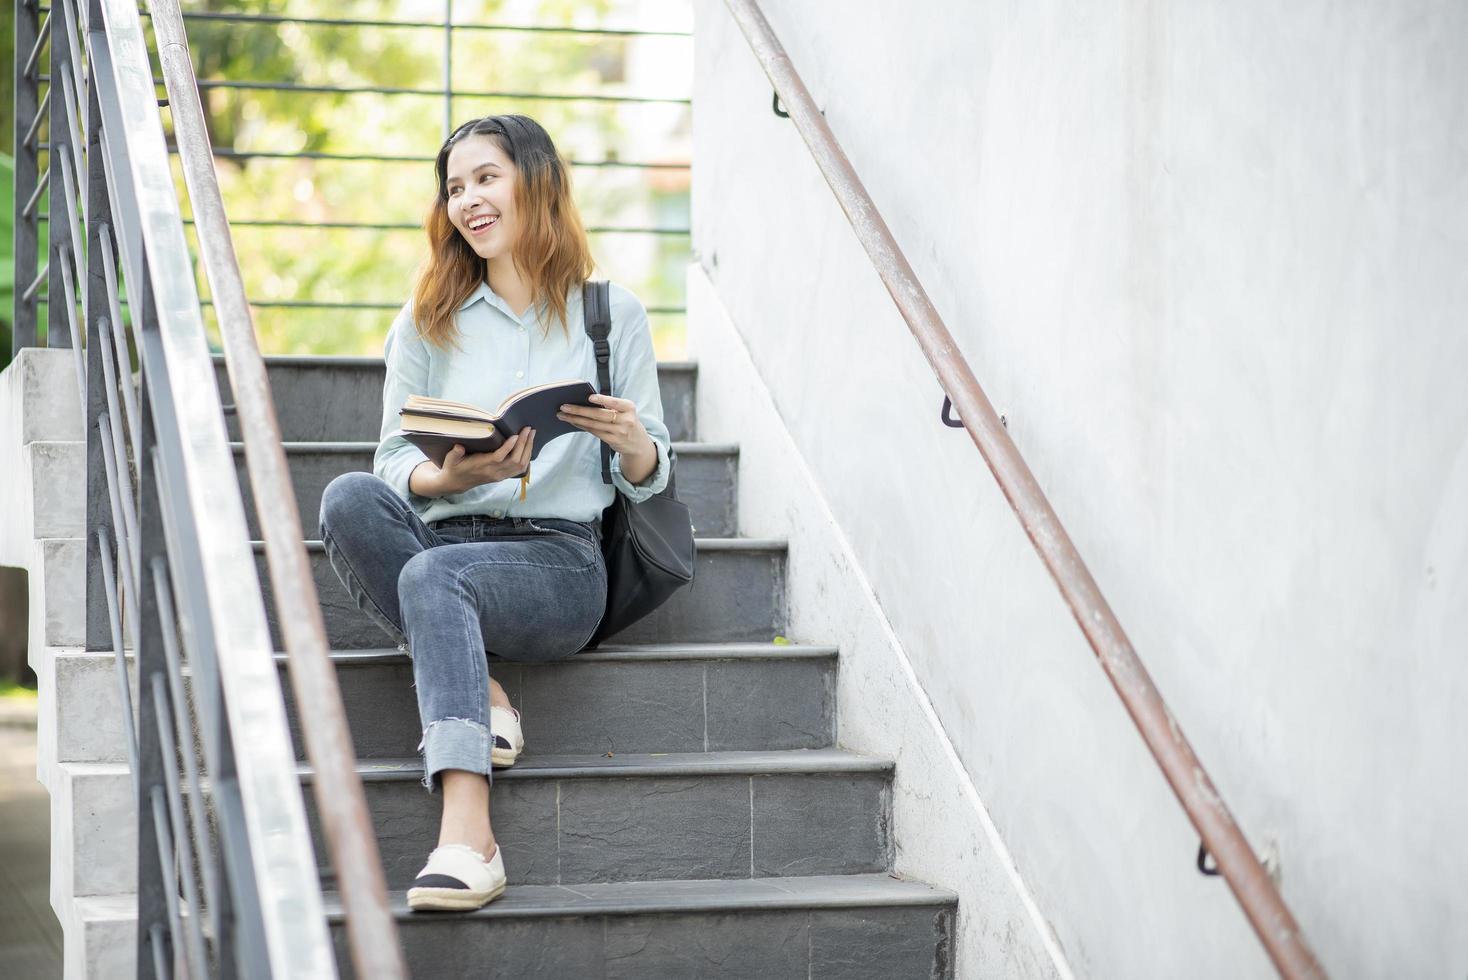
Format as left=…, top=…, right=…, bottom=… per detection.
left=582, top=280, right=614, bottom=485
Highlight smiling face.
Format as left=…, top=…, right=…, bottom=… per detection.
left=443, top=133, right=519, bottom=262
left=413, top=115, right=595, bottom=348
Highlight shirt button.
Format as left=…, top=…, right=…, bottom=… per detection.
left=515, top=370, right=524, bottom=378
left=518, top=326, right=525, bottom=333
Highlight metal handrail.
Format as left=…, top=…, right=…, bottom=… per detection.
left=722, top=2, right=1327, bottom=978
left=36, top=72, right=691, bottom=105
left=146, top=0, right=408, bottom=976
left=13, top=0, right=683, bottom=972
left=23, top=2, right=696, bottom=354
left=41, top=210, right=691, bottom=233
left=173, top=10, right=693, bottom=36
left=185, top=148, right=692, bottom=168
left=95, top=0, right=340, bottom=970
left=5, top=0, right=384, bottom=968
left=38, top=139, right=692, bottom=169
left=24, top=0, right=358, bottom=972
left=204, top=219, right=692, bottom=234
left=39, top=5, right=694, bottom=36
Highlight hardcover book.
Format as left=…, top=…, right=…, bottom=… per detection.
left=397, top=380, right=598, bottom=466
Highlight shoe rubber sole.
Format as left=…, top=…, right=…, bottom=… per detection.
left=407, top=880, right=507, bottom=912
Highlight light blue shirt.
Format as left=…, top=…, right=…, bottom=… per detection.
left=373, top=279, right=672, bottom=525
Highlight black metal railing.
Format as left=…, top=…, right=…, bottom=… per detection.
left=14, top=0, right=401, bottom=974
left=12, top=0, right=693, bottom=975
left=19, top=7, right=694, bottom=342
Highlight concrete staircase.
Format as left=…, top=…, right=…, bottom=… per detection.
left=3, top=347, right=958, bottom=977
left=0, top=349, right=136, bottom=979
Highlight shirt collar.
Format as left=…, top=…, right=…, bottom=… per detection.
left=458, top=279, right=551, bottom=323
left=458, top=279, right=497, bottom=312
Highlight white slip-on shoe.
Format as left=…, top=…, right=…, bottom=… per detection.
left=406, top=843, right=507, bottom=912
left=489, top=704, right=524, bottom=768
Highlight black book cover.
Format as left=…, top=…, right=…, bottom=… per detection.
left=399, top=380, right=598, bottom=466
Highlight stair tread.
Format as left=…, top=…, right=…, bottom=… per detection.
left=320, top=873, right=954, bottom=921
left=232, top=439, right=738, bottom=454
left=303, top=748, right=893, bottom=783
left=256, top=537, right=789, bottom=551
left=278, top=641, right=838, bottom=666
left=213, top=353, right=699, bottom=372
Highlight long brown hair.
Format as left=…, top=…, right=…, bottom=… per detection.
left=411, top=114, right=595, bottom=347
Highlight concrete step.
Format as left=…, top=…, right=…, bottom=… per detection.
left=23, top=440, right=85, bottom=539
left=66, top=895, right=137, bottom=980
left=255, top=538, right=789, bottom=650
left=51, top=762, right=136, bottom=905
left=300, top=750, right=892, bottom=891
left=233, top=440, right=739, bottom=540
left=322, top=874, right=956, bottom=980
left=33, top=538, right=84, bottom=655
left=37, top=647, right=138, bottom=781
left=215, top=355, right=698, bottom=444
left=277, top=642, right=836, bottom=761
left=97, top=638, right=829, bottom=775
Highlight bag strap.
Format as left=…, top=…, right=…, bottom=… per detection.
left=582, top=280, right=614, bottom=485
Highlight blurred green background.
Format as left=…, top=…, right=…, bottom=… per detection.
left=2, top=0, right=691, bottom=372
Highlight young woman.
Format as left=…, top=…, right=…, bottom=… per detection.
left=318, top=114, right=672, bottom=912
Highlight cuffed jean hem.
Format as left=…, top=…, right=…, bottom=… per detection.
left=418, top=716, right=493, bottom=794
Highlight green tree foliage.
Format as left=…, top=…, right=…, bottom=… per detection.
left=3, top=2, right=689, bottom=367
left=166, top=0, right=691, bottom=357
left=1, top=9, right=14, bottom=155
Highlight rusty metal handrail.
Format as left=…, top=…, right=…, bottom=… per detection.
left=722, top=2, right=1326, bottom=977
left=148, top=1, right=408, bottom=976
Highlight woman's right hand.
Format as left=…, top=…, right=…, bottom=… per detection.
left=410, top=427, right=536, bottom=497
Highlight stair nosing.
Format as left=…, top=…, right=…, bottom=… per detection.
left=274, top=642, right=837, bottom=666
left=320, top=873, right=955, bottom=921
left=218, top=354, right=699, bottom=373
left=304, top=749, right=892, bottom=784
left=73, top=875, right=957, bottom=926
left=213, top=353, right=385, bottom=368
left=171, top=750, right=886, bottom=795
left=263, top=537, right=789, bottom=552
left=232, top=440, right=738, bottom=455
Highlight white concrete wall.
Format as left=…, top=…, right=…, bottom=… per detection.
left=689, top=265, right=1067, bottom=979
left=691, top=2, right=1468, bottom=977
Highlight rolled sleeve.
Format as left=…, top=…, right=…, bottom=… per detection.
left=607, top=285, right=672, bottom=503
left=373, top=304, right=433, bottom=502
left=611, top=435, right=670, bottom=500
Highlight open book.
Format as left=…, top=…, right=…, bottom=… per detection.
left=397, top=379, right=598, bottom=467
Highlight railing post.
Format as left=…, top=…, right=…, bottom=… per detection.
left=442, top=0, right=454, bottom=138
left=47, top=0, right=74, bottom=351
left=134, top=356, right=173, bottom=979
left=132, top=278, right=270, bottom=980
left=84, top=0, right=113, bottom=651
left=83, top=328, right=112, bottom=650
left=14, top=0, right=43, bottom=352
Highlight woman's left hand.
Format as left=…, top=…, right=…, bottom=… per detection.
left=557, top=393, right=655, bottom=459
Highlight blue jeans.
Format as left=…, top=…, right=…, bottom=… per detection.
left=318, top=472, right=607, bottom=792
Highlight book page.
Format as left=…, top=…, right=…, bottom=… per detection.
left=402, top=394, right=495, bottom=421
left=493, top=379, right=588, bottom=417
left=399, top=414, right=497, bottom=439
